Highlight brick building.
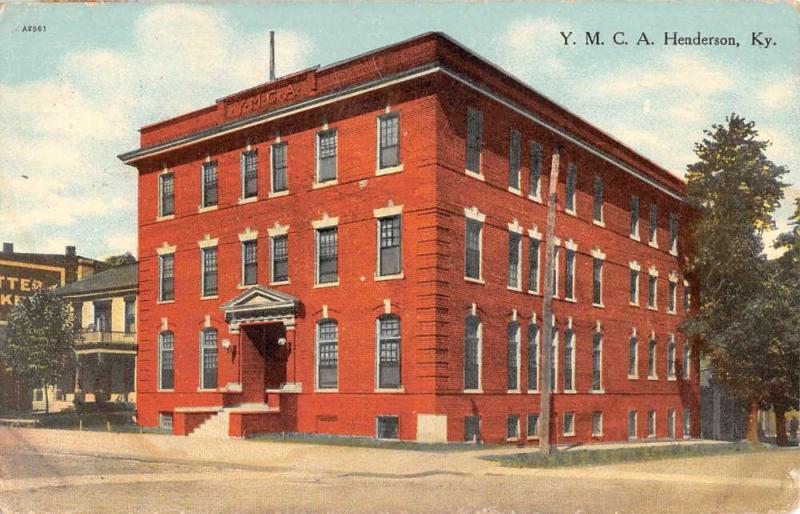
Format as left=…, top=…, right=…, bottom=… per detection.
left=119, top=33, right=698, bottom=443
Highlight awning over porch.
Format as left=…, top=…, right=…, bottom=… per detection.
left=219, top=285, right=299, bottom=332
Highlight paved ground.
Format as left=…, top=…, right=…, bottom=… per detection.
left=0, top=428, right=798, bottom=513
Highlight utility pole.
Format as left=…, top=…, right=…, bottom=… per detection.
left=538, top=146, right=561, bottom=456
left=269, top=31, right=276, bottom=81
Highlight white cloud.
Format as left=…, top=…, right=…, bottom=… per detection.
left=0, top=5, right=313, bottom=257
left=102, top=235, right=139, bottom=259
left=758, top=74, right=798, bottom=109
left=499, top=17, right=566, bottom=76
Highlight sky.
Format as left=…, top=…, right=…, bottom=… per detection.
left=0, top=2, right=797, bottom=259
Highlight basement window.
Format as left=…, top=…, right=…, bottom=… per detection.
left=376, top=416, right=399, bottom=440
left=159, top=412, right=173, bottom=431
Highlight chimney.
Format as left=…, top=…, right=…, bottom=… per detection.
left=269, top=31, right=276, bottom=82
left=65, top=245, right=76, bottom=257
left=2, top=242, right=13, bottom=253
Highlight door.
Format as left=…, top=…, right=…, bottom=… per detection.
left=240, top=326, right=267, bottom=403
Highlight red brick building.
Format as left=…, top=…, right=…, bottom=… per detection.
left=119, top=33, right=698, bottom=443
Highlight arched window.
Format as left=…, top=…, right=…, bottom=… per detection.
left=667, top=334, right=676, bottom=378
left=527, top=322, right=539, bottom=391
left=564, top=328, right=575, bottom=391
left=159, top=331, right=174, bottom=390
left=464, top=315, right=481, bottom=390
left=200, top=328, right=218, bottom=390
left=550, top=325, right=559, bottom=392
left=377, top=315, right=401, bottom=389
left=628, top=331, right=639, bottom=378
left=507, top=321, right=520, bottom=391
left=317, top=319, right=338, bottom=389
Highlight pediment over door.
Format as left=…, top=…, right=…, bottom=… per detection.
left=220, top=285, right=299, bottom=332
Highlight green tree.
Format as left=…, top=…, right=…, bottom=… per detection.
left=683, top=114, right=789, bottom=443
left=104, top=252, right=137, bottom=266
left=0, top=287, right=80, bottom=413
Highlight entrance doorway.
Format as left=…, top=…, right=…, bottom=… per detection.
left=240, top=324, right=288, bottom=403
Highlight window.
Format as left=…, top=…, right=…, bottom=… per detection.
left=159, top=412, right=173, bottom=431
left=507, top=232, right=521, bottom=289
left=377, top=315, right=401, bottom=389
left=159, top=331, right=174, bottom=390
left=316, top=228, right=338, bottom=284
left=550, top=325, right=559, bottom=392
left=682, top=342, right=691, bottom=379
left=647, top=410, right=656, bottom=438
left=648, top=336, right=657, bottom=378
left=648, top=272, right=658, bottom=309
left=630, top=268, right=640, bottom=305
left=507, top=414, right=520, bottom=439
left=630, top=195, right=639, bottom=239
left=592, top=257, right=603, bottom=305
left=667, top=335, right=676, bottom=378
left=563, top=412, right=575, bottom=435
left=378, top=113, right=400, bottom=169
left=464, top=316, right=481, bottom=390
left=528, top=237, right=540, bottom=293
left=241, top=150, right=258, bottom=199
left=159, top=254, right=174, bottom=301
left=508, top=129, right=521, bottom=190
left=464, top=415, right=480, bottom=442
left=376, top=416, right=399, bottom=440
left=94, top=301, right=110, bottom=332
left=593, top=175, right=603, bottom=223
left=628, top=411, right=637, bottom=439
left=124, top=298, right=135, bottom=334
left=242, top=240, right=258, bottom=286
left=271, top=142, right=288, bottom=193
left=668, top=408, right=676, bottom=438
left=201, top=329, right=218, bottom=390
left=565, top=162, right=577, bottom=212
left=669, top=213, right=678, bottom=254
left=648, top=204, right=658, bottom=246
left=271, top=235, right=288, bottom=283
left=317, top=129, right=337, bottom=183
left=629, top=333, right=638, bottom=377
left=465, top=219, right=482, bottom=280
left=527, top=413, right=539, bottom=438
left=530, top=142, right=542, bottom=199
left=684, top=283, right=691, bottom=313
left=201, top=161, right=218, bottom=208
left=551, top=245, right=559, bottom=297
left=564, top=329, right=575, bottom=391
left=507, top=322, right=520, bottom=391
left=564, top=248, right=576, bottom=300
left=592, top=412, right=603, bottom=436
left=378, top=216, right=402, bottom=277
left=465, top=108, right=483, bottom=174
left=683, top=408, right=691, bottom=438
left=160, top=173, right=174, bottom=217
left=592, top=332, right=602, bottom=391
left=316, top=319, right=338, bottom=389
left=668, top=280, right=677, bottom=313
left=527, top=322, right=539, bottom=391
left=201, top=247, right=218, bottom=297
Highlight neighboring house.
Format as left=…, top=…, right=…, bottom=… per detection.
left=119, top=32, right=698, bottom=443
left=0, top=242, right=106, bottom=412
left=56, top=264, right=138, bottom=404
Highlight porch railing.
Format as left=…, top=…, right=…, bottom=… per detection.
left=80, top=330, right=136, bottom=344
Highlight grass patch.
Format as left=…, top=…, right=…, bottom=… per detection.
left=248, top=432, right=500, bottom=452
left=484, top=441, right=770, bottom=468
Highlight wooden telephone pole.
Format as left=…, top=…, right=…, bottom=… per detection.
left=538, top=146, right=561, bottom=456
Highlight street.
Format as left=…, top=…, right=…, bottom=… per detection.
left=0, top=428, right=798, bottom=513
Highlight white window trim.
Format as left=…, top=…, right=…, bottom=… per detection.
left=157, top=169, right=175, bottom=221
left=565, top=163, right=577, bottom=216
left=465, top=107, right=484, bottom=181
left=199, top=246, right=218, bottom=300
left=591, top=247, right=606, bottom=308
left=375, top=316, right=402, bottom=391
left=157, top=332, right=174, bottom=392
left=648, top=266, right=659, bottom=310
left=564, top=239, right=578, bottom=301
left=593, top=176, right=605, bottom=227
left=314, top=221, right=339, bottom=287
left=198, top=329, right=219, bottom=391
left=199, top=159, right=217, bottom=211
left=506, top=415, right=521, bottom=441
left=683, top=343, right=691, bottom=380
left=270, top=139, right=291, bottom=196
left=550, top=320, right=559, bottom=394
left=668, top=409, right=676, bottom=439
left=269, top=235, right=290, bottom=286
left=528, top=142, right=543, bottom=203
left=592, top=412, right=604, bottom=436
left=683, top=409, right=692, bottom=439
left=629, top=411, right=638, bottom=440
left=464, top=207, right=486, bottom=283
left=562, top=412, right=576, bottom=437
left=375, top=212, right=403, bottom=280
left=667, top=334, right=677, bottom=380
left=551, top=238, right=561, bottom=299
left=591, top=329, right=604, bottom=393
left=464, top=315, right=483, bottom=393
left=648, top=410, right=657, bottom=438
left=668, top=272, right=679, bottom=314
left=629, top=261, right=641, bottom=307
left=315, top=319, right=339, bottom=392
left=669, top=213, right=679, bottom=256
left=507, top=220, right=523, bottom=291
left=508, top=320, right=521, bottom=393
left=507, top=129, right=522, bottom=195
left=239, top=144, right=257, bottom=202
left=628, top=328, right=639, bottom=379
left=527, top=227, right=542, bottom=295
left=649, top=205, right=659, bottom=248
left=564, top=328, right=576, bottom=393
left=630, top=196, right=640, bottom=241
left=315, top=128, right=338, bottom=186
left=376, top=113, right=403, bottom=175
left=648, top=334, right=659, bottom=380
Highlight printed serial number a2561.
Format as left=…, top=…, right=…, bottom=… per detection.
left=21, top=25, right=46, bottom=33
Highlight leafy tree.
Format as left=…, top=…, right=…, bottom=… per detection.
left=104, top=252, right=137, bottom=266
left=683, top=114, right=789, bottom=443
left=0, top=287, right=80, bottom=413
